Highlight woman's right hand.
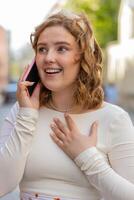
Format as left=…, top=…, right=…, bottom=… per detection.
left=16, top=81, right=41, bottom=110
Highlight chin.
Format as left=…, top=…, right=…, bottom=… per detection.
left=42, top=82, right=61, bottom=92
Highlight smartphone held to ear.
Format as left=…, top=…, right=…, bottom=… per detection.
left=22, top=59, right=40, bottom=96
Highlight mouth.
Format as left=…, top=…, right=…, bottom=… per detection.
left=44, top=68, right=63, bottom=74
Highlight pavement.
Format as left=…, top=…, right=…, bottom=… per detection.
left=0, top=188, right=19, bottom=200
left=0, top=101, right=134, bottom=200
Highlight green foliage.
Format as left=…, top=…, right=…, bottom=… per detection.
left=65, top=0, right=121, bottom=48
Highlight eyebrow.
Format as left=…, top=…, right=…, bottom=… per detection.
left=55, top=41, right=71, bottom=46
left=37, top=41, right=71, bottom=47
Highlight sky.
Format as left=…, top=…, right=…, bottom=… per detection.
left=0, top=0, right=63, bottom=52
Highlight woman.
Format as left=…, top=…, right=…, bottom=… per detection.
left=0, top=10, right=134, bottom=200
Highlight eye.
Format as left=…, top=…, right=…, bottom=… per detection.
left=57, top=46, right=69, bottom=53
left=37, top=47, right=48, bottom=53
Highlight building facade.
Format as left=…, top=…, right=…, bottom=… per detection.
left=0, top=26, right=9, bottom=92
left=106, top=0, right=134, bottom=110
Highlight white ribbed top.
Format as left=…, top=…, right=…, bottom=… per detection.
left=0, top=102, right=134, bottom=200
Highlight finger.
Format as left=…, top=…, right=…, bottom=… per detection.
left=17, top=81, right=35, bottom=97
left=53, top=118, right=69, bottom=135
left=64, top=113, right=77, bottom=131
left=89, top=121, right=98, bottom=140
left=18, top=81, right=35, bottom=87
left=50, top=132, right=64, bottom=147
left=50, top=123, right=66, bottom=141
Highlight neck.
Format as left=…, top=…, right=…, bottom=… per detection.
left=50, top=91, right=75, bottom=113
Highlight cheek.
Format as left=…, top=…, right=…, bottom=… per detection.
left=69, top=53, right=81, bottom=68
left=35, top=58, right=43, bottom=72
left=67, top=65, right=80, bottom=81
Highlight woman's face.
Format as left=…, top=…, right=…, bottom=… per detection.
left=36, top=25, right=81, bottom=93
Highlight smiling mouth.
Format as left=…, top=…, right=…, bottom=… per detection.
left=45, top=68, right=63, bottom=74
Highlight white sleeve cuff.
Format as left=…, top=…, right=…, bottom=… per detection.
left=74, top=147, right=101, bottom=167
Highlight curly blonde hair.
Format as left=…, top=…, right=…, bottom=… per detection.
left=30, top=10, right=104, bottom=109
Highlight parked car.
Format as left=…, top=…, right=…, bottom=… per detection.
left=4, top=82, right=17, bottom=103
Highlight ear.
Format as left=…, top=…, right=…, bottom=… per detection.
left=74, top=49, right=82, bottom=63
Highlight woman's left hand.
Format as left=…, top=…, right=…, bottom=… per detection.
left=50, top=113, right=98, bottom=159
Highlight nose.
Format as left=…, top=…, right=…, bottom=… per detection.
left=45, top=49, right=56, bottom=64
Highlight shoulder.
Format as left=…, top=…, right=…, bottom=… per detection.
left=98, top=102, right=133, bottom=130
left=105, top=103, right=134, bottom=147
left=104, top=102, right=133, bottom=135
left=103, top=102, right=128, bottom=119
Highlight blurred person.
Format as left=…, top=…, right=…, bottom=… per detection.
left=0, top=10, right=134, bottom=200
left=104, top=82, right=118, bottom=104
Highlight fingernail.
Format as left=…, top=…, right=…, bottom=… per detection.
left=50, top=132, right=54, bottom=136
left=30, top=82, right=35, bottom=85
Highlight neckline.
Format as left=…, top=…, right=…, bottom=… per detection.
left=41, top=101, right=108, bottom=116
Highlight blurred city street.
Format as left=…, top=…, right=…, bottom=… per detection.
left=0, top=188, right=19, bottom=200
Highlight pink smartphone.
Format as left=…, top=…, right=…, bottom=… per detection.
left=22, top=59, right=40, bottom=96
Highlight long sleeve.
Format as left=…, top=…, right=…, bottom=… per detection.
left=74, top=111, right=134, bottom=200
left=0, top=102, right=38, bottom=197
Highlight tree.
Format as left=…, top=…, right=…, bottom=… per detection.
left=65, top=0, right=121, bottom=48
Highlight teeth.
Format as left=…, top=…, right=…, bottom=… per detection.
left=45, top=68, right=62, bottom=73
